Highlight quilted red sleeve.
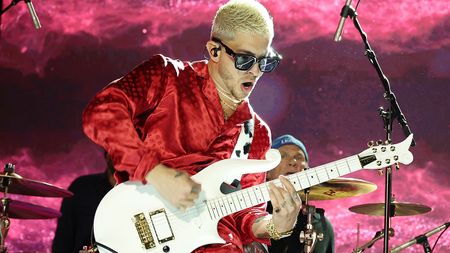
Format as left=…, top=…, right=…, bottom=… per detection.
left=82, top=55, right=168, bottom=182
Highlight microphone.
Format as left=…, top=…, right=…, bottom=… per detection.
left=333, top=0, right=352, bottom=42
left=391, top=222, right=450, bottom=253
left=24, top=0, right=41, bottom=29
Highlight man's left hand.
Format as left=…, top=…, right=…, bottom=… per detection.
left=268, top=175, right=302, bottom=233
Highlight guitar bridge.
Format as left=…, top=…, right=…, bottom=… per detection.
left=133, top=213, right=156, bottom=250
left=149, top=209, right=175, bottom=243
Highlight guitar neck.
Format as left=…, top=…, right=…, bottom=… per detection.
left=205, top=154, right=364, bottom=220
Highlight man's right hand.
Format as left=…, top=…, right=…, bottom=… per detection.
left=145, top=164, right=201, bottom=211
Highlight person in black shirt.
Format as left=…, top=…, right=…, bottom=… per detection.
left=267, top=135, right=335, bottom=253
left=52, top=152, right=116, bottom=253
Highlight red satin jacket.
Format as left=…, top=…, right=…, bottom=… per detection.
left=82, top=54, right=272, bottom=252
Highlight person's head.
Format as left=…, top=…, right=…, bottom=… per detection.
left=206, top=0, right=280, bottom=102
left=267, top=135, right=309, bottom=180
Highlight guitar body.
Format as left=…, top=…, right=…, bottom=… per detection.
left=94, top=151, right=281, bottom=253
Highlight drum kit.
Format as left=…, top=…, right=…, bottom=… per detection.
left=295, top=177, right=433, bottom=253
left=0, top=163, right=72, bottom=253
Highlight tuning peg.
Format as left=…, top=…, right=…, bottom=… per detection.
left=395, top=163, right=400, bottom=170
left=367, top=141, right=375, bottom=147
left=384, top=140, right=392, bottom=145
left=377, top=169, right=384, bottom=176
left=376, top=140, right=383, bottom=145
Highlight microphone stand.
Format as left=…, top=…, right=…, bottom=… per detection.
left=391, top=222, right=450, bottom=253
left=0, top=0, right=20, bottom=15
left=343, top=6, right=415, bottom=253
left=352, top=228, right=394, bottom=253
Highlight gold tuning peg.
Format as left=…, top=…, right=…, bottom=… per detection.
left=367, top=140, right=375, bottom=147
left=376, top=140, right=384, bottom=145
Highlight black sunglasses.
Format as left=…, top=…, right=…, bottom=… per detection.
left=211, top=37, right=281, bottom=73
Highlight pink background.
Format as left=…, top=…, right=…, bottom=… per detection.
left=0, top=0, right=449, bottom=252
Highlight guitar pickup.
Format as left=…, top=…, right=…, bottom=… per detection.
left=149, top=209, right=175, bottom=243
left=133, top=213, right=156, bottom=250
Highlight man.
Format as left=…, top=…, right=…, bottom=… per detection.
left=52, top=152, right=116, bottom=253
left=82, top=1, right=300, bottom=252
left=267, top=135, right=335, bottom=253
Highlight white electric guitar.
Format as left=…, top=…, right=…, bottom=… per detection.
left=93, top=135, right=414, bottom=253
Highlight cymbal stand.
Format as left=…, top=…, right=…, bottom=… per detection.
left=342, top=5, right=415, bottom=252
left=0, top=163, right=15, bottom=253
left=299, top=189, right=323, bottom=253
left=0, top=0, right=20, bottom=15
left=352, top=228, right=394, bottom=253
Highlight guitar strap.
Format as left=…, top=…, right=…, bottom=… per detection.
left=230, top=117, right=254, bottom=159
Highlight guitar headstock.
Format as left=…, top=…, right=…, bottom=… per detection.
left=358, top=134, right=414, bottom=169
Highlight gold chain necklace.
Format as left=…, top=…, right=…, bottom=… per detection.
left=215, top=84, right=241, bottom=104
left=219, top=97, right=237, bottom=120
left=220, top=98, right=237, bottom=110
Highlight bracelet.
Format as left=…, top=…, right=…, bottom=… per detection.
left=265, top=218, right=293, bottom=240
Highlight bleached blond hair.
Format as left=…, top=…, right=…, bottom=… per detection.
left=211, top=0, right=274, bottom=42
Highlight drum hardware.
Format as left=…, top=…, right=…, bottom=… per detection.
left=0, top=163, right=14, bottom=253
left=295, top=177, right=378, bottom=253
left=0, top=164, right=73, bottom=198
left=0, top=163, right=72, bottom=252
left=349, top=200, right=433, bottom=252
left=298, top=188, right=323, bottom=253
left=352, top=227, right=394, bottom=253
left=391, top=222, right=450, bottom=253
left=348, top=201, right=432, bottom=217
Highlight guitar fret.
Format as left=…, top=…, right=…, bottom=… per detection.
left=290, top=174, right=301, bottom=191
left=339, top=160, right=350, bottom=174
left=327, top=163, right=339, bottom=179
left=218, top=199, right=226, bottom=216
left=335, top=162, right=341, bottom=176
left=212, top=201, right=220, bottom=219
left=348, top=157, right=362, bottom=172
left=247, top=189, right=255, bottom=206
left=250, top=187, right=258, bottom=203
left=306, top=170, right=319, bottom=186
left=238, top=192, right=246, bottom=208
left=316, top=166, right=329, bottom=183
left=303, top=172, right=313, bottom=189
left=218, top=199, right=228, bottom=216
left=226, top=195, right=236, bottom=213
left=298, top=173, right=309, bottom=189
left=232, top=194, right=242, bottom=210
left=205, top=201, right=213, bottom=220
left=243, top=189, right=252, bottom=207
left=253, top=186, right=264, bottom=203
left=324, top=165, right=331, bottom=180
left=261, top=184, right=270, bottom=201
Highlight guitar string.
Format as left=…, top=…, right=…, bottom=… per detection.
left=150, top=156, right=363, bottom=225
left=155, top=156, right=362, bottom=223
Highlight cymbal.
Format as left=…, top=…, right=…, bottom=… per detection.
left=0, top=198, right=61, bottom=219
left=349, top=202, right=432, bottom=216
left=0, top=173, right=73, bottom=198
left=298, top=177, right=377, bottom=201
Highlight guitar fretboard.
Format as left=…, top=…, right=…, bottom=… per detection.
left=205, top=155, right=362, bottom=220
